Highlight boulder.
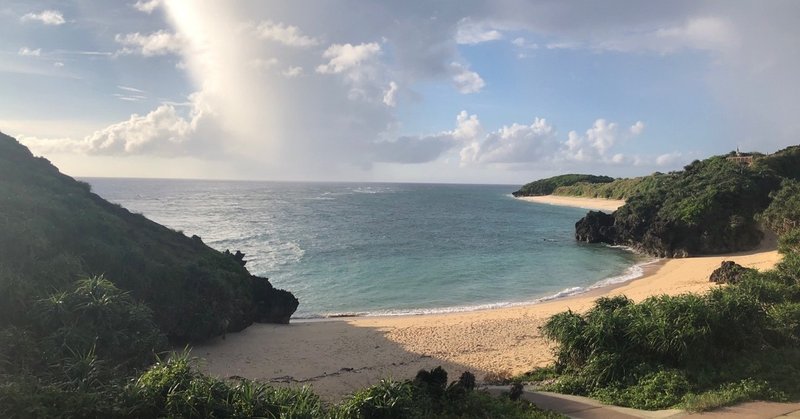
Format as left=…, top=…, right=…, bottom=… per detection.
left=709, top=261, right=754, bottom=284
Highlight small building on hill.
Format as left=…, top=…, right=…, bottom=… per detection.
left=727, top=148, right=755, bottom=166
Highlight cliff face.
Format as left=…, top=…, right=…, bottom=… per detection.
left=573, top=154, right=789, bottom=258
left=0, top=133, right=297, bottom=341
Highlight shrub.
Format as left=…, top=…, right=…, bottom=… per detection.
left=334, top=379, right=415, bottom=419
left=35, top=276, right=167, bottom=372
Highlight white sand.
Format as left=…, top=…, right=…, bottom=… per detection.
left=517, top=195, right=625, bottom=212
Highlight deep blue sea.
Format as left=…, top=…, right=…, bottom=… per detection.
left=87, top=179, right=648, bottom=318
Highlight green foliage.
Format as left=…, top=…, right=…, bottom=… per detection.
left=541, top=253, right=800, bottom=410
left=334, top=379, right=415, bottom=418
left=558, top=147, right=800, bottom=256
left=681, top=379, right=781, bottom=412
left=553, top=174, right=666, bottom=200
left=606, top=156, right=780, bottom=256
left=512, top=366, right=559, bottom=383
left=759, top=179, right=800, bottom=236
left=35, top=276, right=167, bottom=372
left=753, top=145, right=800, bottom=180
left=779, top=228, right=800, bottom=255
left=513, top=174, right=614, bottom=197
left=0, top=133, right=297, bottom=343
left=591, top=370, right=690, bottom=410
left=126, top=352, right=325, bottom=418
left=330, top=367, right=563, bottom=418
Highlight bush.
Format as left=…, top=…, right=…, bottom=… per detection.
left=681, top=379, right=779, bottom=412
left=128, top=353, right=324, bottom=418
left=334, top=379, right=415, bottom=419
left=592, top=370, right=690, bottom=410
left=541, top=257, right=800, bottom=409
left=35, top=276, right=167, bottom=372
left=759, top=180, right=800, bottom=236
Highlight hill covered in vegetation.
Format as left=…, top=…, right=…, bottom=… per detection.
left=0, top=132, right=298, bottom=341
left=555, top=148, right=799, bottom=257
left=513, top=145, right=800, bottom=410
left=527, top=169, right=800, bottom=411
left=512, top=174, right=614, bottom=197
left=551, top=174, right=665, bottom=200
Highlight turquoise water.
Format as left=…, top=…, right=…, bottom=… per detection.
left=87, top=179, right=647, bottom=318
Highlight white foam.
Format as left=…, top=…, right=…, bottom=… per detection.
left=294, top=258, right=661, bottom=320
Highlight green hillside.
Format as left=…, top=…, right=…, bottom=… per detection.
left=0, top=132, right=298, bottom=342
left=560, top=149, right=800, bottom=257
left=512, top=174, right=614, bottom=197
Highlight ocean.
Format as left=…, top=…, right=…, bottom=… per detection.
left=87, top=179, right=649, bottom=319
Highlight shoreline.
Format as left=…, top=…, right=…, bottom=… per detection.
left=194, top=245, right=780, bottom=400
left=517, top=194, right=625, bottom=212
left=293, top=255, right=662, bottom=323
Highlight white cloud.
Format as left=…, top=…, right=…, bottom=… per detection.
left=21, top=10, right=65, bottom=25
left=451, top=62, right=485, bottom=94
left=282, top=66, right=303, bottom=78
left=117, top=85, right=145, bottom=93
left=512, top=37, right=538, bottom=49
left=382, top=81, right=398, bottom=107
left=115, top=30, right=185, bottom=56
left=562, top=119, right=621, bottom=162
left=457, top=115, right=656, bottom=167
left=652, top=17, right=737, bottom=53
left=455, top=18, right=503, bottom=45
left=545, top=41, right=583, bottom=50
left=586, top=119, right=618, bottom=154
left=629, top=121, right=645, bottom=135
left=316, top=42, right=381, bottom=74
left=461, top=117, right=558, bottom=165
left=254, top=20, right=320, bottom=47
left=582, top=17, right=738, bottom=54
left=132, top=0, right=162, bottom=14
left=18, top=47, right=41, bottom=57
left=452, top=111, right=482, bottom=141
left=53, top=62, right=64, bottom=68
left=21, top=94, right=212, bottom=157
left=374, top=111, right=481, bottom=163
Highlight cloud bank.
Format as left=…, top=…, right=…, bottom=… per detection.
left=18, top=0, right=800, bottom=181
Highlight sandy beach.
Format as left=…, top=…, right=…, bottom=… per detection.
left=193, top=238, right=781, bottom=400
left=517, top=195, right=625, bottom=212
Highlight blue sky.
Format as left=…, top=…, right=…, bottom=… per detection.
left=2, top=1, right=798, bottom=184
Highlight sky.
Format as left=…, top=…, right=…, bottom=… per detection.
left=1, top=0, right=799, bottom=184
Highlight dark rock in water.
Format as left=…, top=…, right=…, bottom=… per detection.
left=709, top=261, right=755, bottom=284
left=575, top=211, right=616, bottom=244
left=251, top=275, right=298, bottom=324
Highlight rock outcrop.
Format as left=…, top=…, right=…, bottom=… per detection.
left=709, top=261, right=755, bottom=284
left=575, top=211, right=616, bottom=244
left=252, top=276, right=299, bottom=324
